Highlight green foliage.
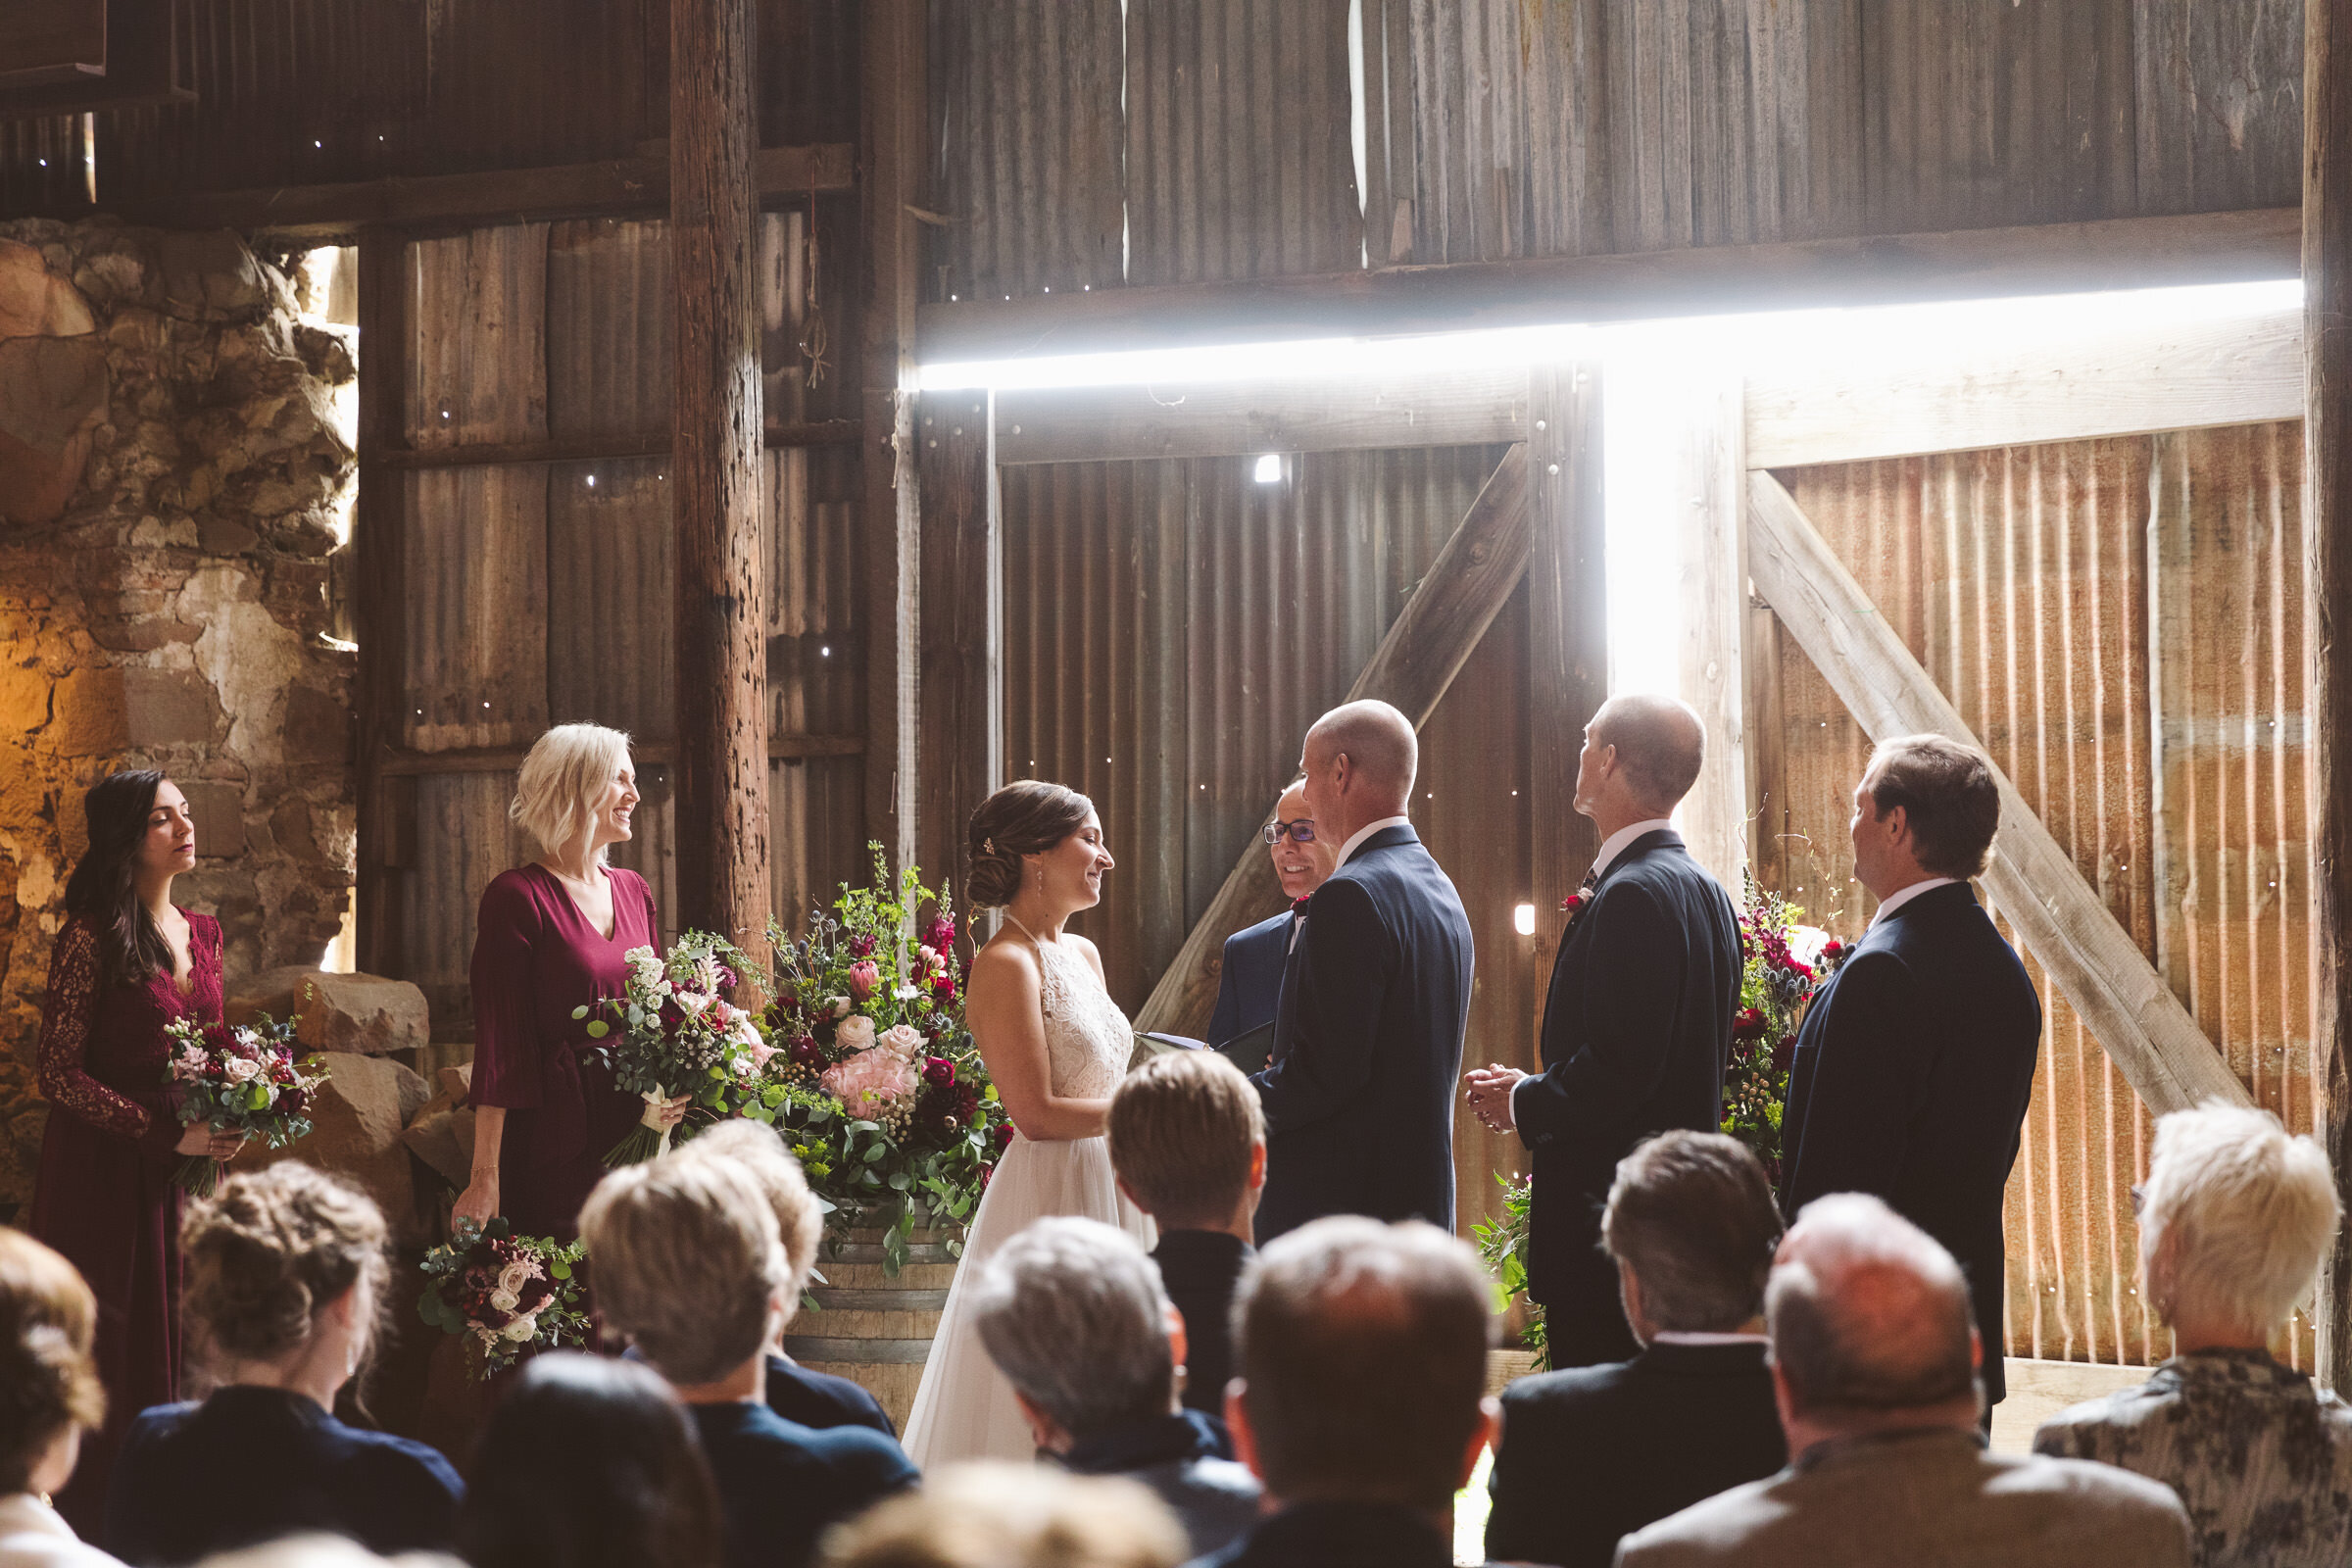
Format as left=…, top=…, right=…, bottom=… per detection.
left=1472, top=1172, right=1547, bottom=1369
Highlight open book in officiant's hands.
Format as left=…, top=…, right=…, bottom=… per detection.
left=1129, top=1021, right=1274, bottom=1076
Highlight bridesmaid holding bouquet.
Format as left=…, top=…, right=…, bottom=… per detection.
left=28, top=770, right=246, bottom=1537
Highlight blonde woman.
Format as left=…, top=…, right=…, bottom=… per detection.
left=455, top=724, right=684, bottom=1242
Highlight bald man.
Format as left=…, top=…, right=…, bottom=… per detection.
left=1250, top=700, right=1475, bottom=1243
left=1463, top=694, right=1741, bottom=1368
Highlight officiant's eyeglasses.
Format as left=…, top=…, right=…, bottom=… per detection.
left=1262, top=818, right=1319, bottom=844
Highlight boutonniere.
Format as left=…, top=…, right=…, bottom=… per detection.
left=1558, top=888, right=1593, bottom=936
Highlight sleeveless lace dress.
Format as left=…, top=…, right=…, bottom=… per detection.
left=902, top=916, right=1154, bottom=1467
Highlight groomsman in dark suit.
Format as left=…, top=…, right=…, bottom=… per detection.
left=1779, top=733, right=2041, bottom=1413
left=1464, top=694, right=1741, bottom=1369
left=1205, top=777, right=1338, bottom=1057
left=1252, top=700, right=1475, bottom=1243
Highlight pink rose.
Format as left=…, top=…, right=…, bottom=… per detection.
left=819, top=1046, right=920, bottom=1117
left=847, top=961, right=881, bottom=1002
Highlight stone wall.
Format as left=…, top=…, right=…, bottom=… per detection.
left=0, top=218, right=357, bottom=1211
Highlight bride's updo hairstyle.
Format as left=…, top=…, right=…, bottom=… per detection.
left=967, top=781, right=1094, bottom=909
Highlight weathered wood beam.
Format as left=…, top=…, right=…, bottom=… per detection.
left=105, top=143, right=856, bottom=242
left=1135, top=442, right=1535, bottom=1037
left=373, top=419, right=859, bottom=471
left=1746, top=307, right=2304, bottom=469
left=374, top=735, right=864, bottom=778
left=2306, top=0, right=2352, bottom=1394
left=669, top=0, right=770, bottom=950
left=353, top=227, right=409, bottom=977
left=993, top=368, right=1529, bottom=465
left=860, top=0, right=924, bottom=875
left=1746, top=469, right=2248, bottom=1118
left=921, top=208, right=2299, bottom=363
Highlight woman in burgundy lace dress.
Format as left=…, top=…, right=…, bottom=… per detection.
left=453, top=724, right=685, bottom=1245
left=29, top=770, right=245, bottom=1538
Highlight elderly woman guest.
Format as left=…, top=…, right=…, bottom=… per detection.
left=461, top=1353, right=721, bottom=1568
left=0, top=1229, right=120, bottom=1567
left=28, top=772, right=244, bottom=1536
left=456, top=724, right=683, bottom=1241
left=105, top=1165, right=463, bottom=1564
left=2035, top=1102, right=2352, bottom=1567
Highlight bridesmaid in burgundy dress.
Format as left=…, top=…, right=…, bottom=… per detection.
left=30, top=770, right=246, bottom=1538
left=455, top=724, right=686, bottom=1244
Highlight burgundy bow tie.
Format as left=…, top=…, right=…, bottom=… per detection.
left=1292, top=897, right=1311, bottom=915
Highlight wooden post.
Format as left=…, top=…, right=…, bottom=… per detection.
left=353, top=227, right=411, bottom=978
left=671, top=0, right=771, bottom=949
left=913, top=391, right=997, bottom=944
left=2306, top=0, right=2352, bottom=1392
left=861, top=0, right=923, bottom=873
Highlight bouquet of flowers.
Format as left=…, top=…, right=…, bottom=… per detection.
left=416, top=1216, right=590, bottom=1377
left=159, top=1015, right=328, bottom=1198
left=580, top=930, right=770, bottom=1166
left=752, top=846, right=1009, bottom=1273
left=1722, top=873, right=1853, bottom=1183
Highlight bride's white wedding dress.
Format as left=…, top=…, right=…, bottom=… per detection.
left=902, top=913, right=1153, bottom=1468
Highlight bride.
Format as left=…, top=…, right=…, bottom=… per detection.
left=903, top=780, right=1153, bottom=1467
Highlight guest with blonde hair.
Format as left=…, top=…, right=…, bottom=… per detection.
left=2036, top=1102, right=2352, bottom=1566
left=457, top=723, right=685, bottom=1241
left=0, top=1229, right=117, bottom=1567
left=107, top=1165, right=461, bottom=1565
left=579, top=1153, right=913, bottom=1568
left=816, top=1464, right=1183, bottom=1568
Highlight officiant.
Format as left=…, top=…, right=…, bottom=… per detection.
left=1205, top=778, right=1338, bottom=1065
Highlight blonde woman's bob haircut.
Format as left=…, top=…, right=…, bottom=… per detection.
left=512, top=723, right=633, bottom=860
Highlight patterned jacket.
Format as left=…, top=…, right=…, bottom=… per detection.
left=2034, top=1348, right=2352, bottom=1568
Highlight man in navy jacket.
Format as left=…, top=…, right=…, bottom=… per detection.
left=1779, top=733, right=2041, bottom=1411
left=1465, top=694, right=1741, bottom=1369
left=1206, top=777, right=1338, bottom=1055
left=1252, top=700, right=1474, bottom=1243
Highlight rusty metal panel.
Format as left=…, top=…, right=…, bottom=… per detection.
left=408, top=226, right=548, bottom=447
left=399, top=770, right=529, bottom=1037
left=1766, top=424, right=2315, bottom=1371
left=546, top=219, right=672, bottom=440
left=547, top=456, right=672, bottom=740
left=401, top=465, right=551, bottom=753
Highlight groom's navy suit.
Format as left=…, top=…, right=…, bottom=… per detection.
left=1517, top=828, right=1740, bottom=1368
left=1252, top=822, right=1474, bottom=1243
left=1780, top=880, right=2040, bottom=1404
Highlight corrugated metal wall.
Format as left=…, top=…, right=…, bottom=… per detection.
left=1758, top=422, right=2314, bottom=1369
left=390, top=219, right=865, bottom=1040
left=931, top=0, right=2304, bottom=297
left=999, top=444, right=1539, bottom=1236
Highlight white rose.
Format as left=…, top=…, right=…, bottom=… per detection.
left=828, top=996, right=853, bottom=1018
left=221, top=1056, right=261, bottom=1083
left=490, top=1288, right=520, bottom=1313
left=497, top=1259, right=537, bottom=1295
left=674, top=991, right=710, bottom=1017
left=502, top=1313, right=539, bottom=1344
left=836, top=1014, right=876, bottom=1054
left=876, top=1023, right=925, bottom=1060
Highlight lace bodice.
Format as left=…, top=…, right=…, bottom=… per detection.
left=1005, top=916, right=1132, bottom=1100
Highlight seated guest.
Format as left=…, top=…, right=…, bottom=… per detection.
left=819, top=1463, right=1183, bottom=1568
left=1207, top=1217, right=1495, bottom=1568
left=1617, top=1194, right=2191, bottom=1567
left=970, top=1217, right=1257, bottom=1556
left=107, top=1166, right=461, bottom=1564
left=2035, top=1102, right=2351, bottom=1567
left=460, top=1352, right=720, bottom=1568
left=1105, top=1054, right=1264, bottom=1418
left=0, top=1229, right=119, bottom=1568
left=1206, top=779, right=1337, bottom=1055
left=1485, top=1131, right=1787, bottom=1568
left=578, top=1154, right=915, bottom=1568
left=676, top=1122, right=896, bottom=1437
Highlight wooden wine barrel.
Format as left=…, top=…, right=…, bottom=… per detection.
left=784, top=1227, right=959, bottom=1432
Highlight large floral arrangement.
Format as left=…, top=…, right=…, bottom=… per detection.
left=579, top=930, right=770, bottom=1166
left=1472, top=1172, right=1546, bottom=1368
left=750, top=847, right=1009, bottom=1273
left=160, top=1015, right=327, bottom=1197
left=416, top=1216, right=590, bottom=1377
left=1722, top=874, right=1852, bottom=1183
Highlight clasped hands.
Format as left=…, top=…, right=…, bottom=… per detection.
left=1461, top=1063, right=1528, bottom=1134
left=174, top=1122, right=248, bottom=1160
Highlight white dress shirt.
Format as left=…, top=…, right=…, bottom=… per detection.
left=1336, top=814, right=1412, bottom=868
left=1590, top=817, right=1678, bottom=883
left=0, top=1494, right=121, bottom=1568
left=1870, top=875, right=1959, bottom=926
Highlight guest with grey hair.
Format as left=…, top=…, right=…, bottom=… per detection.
left=2035, top=1102, right=2351, bottom=1567
left=969, top=1218, right=1257, bottom=1557
left=1618, top=1194, right=2191, bottom=1568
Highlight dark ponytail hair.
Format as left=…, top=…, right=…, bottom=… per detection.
left=61, top=769, right=173, bottom=990
left=966, top=781, right=1094, bottom=909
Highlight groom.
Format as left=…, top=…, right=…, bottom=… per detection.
left=1250, top=699, right=1475, bottom=1243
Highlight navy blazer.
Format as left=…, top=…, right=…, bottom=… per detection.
left=1207, top=909, right=1292, bottom=1048
left=689, top=1400, right=917, bottom=1568
left=1153, top=1229, right=1252, bottom=1417
left=1486, top=1340, right=1786, bottom=1568
left=107, top=1387, right=463, bottom=1564
left=1780, top=880, right=2041, bottom=1405
left=767, top=1352, right=896, bottom=1438
left=1516, top=829, right=1740, bottom=1367
left=1251, top=824, right=1475, bottom=1243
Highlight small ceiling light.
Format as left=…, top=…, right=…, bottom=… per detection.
left=585, top=474, right=596, bottom=487
left=1513, top=904, right=1537, bottom=936
left=1252, top=454, right=1282, bottom=484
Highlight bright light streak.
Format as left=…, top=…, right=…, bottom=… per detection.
left=1513, top=903, right=1536, bottom=937
left=1253, top=453, right=1283, bottom=484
